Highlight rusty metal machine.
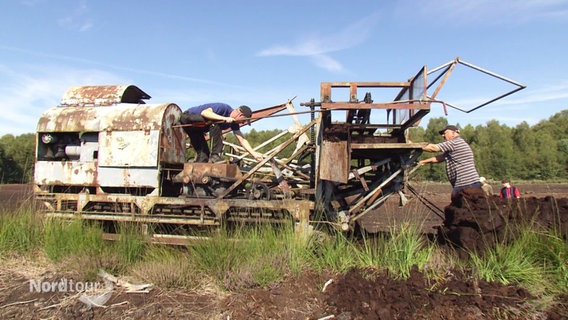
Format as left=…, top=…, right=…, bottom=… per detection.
left=33, top=58, right=525, bottom=242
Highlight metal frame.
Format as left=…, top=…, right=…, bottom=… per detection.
left=427, top=57, right=526, bottom=113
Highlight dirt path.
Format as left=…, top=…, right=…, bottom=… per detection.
left=0, top=258, right=565, bottom=319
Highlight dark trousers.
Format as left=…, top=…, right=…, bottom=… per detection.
left=181, top=112, right=224, bottom=162
left=451, top=181, right=482, bottom=198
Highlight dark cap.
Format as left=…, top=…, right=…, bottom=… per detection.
left=438, top=125, right=460, bottom=135
left=237, top=105, right=252, bottom=125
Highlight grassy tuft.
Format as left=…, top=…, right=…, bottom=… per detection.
left=360, top=222, right=435, bottom=279
left=469, top=225, right=567, bottom=295
left=0, top=206, right=42, bottom=253
left=306, top=230, right=360, bottom=274
left=189, top=223, right=295, bottom=290
left=114, top=222, right=147, bottom=267
left=132, top=245, right=201, bottom=289
left=43, top=218, right=104, bottom=262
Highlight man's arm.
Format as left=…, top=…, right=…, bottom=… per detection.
left=200, top=107, right=234, bottom=123
left=418, top=154, right=445, bottom=166
left=419, top=142, right=445, bottom=166
left=233, top=130, right=263, bottom=161
left=422, top=143, right=441, bottom=153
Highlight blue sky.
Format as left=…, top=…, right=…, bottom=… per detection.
left=1, top=0, right=567, bottom=137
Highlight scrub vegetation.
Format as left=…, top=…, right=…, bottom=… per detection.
left=0, top=203, right=566, bottom=318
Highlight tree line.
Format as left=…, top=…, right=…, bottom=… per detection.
left=1, top=110, right=566, bottom=184
left=409, top=110, right=568, bottom=183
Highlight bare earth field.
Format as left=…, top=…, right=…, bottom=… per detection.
left=0, top=183, right=567, bottom=319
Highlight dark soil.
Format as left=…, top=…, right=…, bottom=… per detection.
left=1, top=184, right=567, bottom=319
left=441, top=187, right=568, bottom=257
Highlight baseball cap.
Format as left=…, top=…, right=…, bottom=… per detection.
left=438, top=125, right=460, bottom=135
left=237, top=105, right=252, bottom=125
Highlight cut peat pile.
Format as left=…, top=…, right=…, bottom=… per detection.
left=439, top=187, right=568, bottom=255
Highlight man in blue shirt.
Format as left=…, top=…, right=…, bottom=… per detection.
left=180, top=103, right=263, bottom=163
left=419, top=125, right=481, bottom=197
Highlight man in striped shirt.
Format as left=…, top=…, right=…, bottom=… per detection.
left=419, top=125, right=481, bottom=197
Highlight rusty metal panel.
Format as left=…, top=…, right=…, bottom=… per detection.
left=37, top=106, right=104, bottom=132
left=34, top=162, right=97, bottom=185
left=36, top=102, right=186, bottom=165
left=33, top=160, right=159, bottom=188
left=160, top=104, right=186, bottom=164
left=176, top=162, right=243, bottom=184
left=321, top=81, right=410, bottom=88
left=321, top=83, right=331, bottom=102
left=99, top=130, right=159, bottom=167
left=98, top=103, right=185, bottom=164
left=36, top=103, right=179, bottom=132
left=319, top=140, right=349, bottom=183
left=320, top=102, right=431, bottom=110
left=60, top=85, right=151, bottom=106
left=98, top=167, right=159, bottom=188
left=99, top=103, right=170, bottom=131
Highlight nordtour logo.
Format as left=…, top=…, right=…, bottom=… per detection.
left=29, top=276, right=115, bottom=308
left=27, top=270, right=151, bottom=308
left=29, top=278, right=104, bottom=293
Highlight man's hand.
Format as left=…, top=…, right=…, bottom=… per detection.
left=225, top=117, right=235, bottom=123
left=419, top=155, right=442, bottom=166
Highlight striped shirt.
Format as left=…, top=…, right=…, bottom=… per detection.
left=436, top=137, right=480, bottom=188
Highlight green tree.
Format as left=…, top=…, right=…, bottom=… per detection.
left=483, top=121, right=516, bottom=179
left=532, top=130, right=562, bottom=179
left=512, top=122, right=540, bottom=179
left=469, top=125, right=492, bottom=180
left=228, top=129, right=296, bottom=159
left=542, top=110, right=568, bottom=179
left=0, top=133, right=35, bottom=183
left=559, top=138, right=568, bottom=179
left=407, top=126, right=425, bottom=143
left=0, top=145, right=20, bottom=183
left=458, top=124, right=476, bottom=144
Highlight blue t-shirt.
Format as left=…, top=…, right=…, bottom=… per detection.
left=185, top=103, right=240, bottom=131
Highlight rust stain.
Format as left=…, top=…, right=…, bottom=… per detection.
left=60, top=85, right=151, bottom=106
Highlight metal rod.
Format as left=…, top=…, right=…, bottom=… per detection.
left=218, top=118, right=319, bottom=198
left=348, top=168, right=402, bottom=214
left=458, top=58, right=527, bottom=88
left=352, top=193, right=392, bottom=222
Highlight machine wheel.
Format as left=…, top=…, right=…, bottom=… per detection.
left=247, top=182, right=271, bottom=200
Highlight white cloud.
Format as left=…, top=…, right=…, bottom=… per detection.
left=0, top=64, right=125, bottom=136
left=430, top=81, right=568, bottom=127
left=507, top=81, right=568, bottom=104
left=256, top=12, right=381, bottom=72
left=310, top=54, right=343, bottom=72
left=0, top=45, right=238, bottom=89
left=78, top=20, right=94, bottom=32
left=57, top=0, right=93, bottom=32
